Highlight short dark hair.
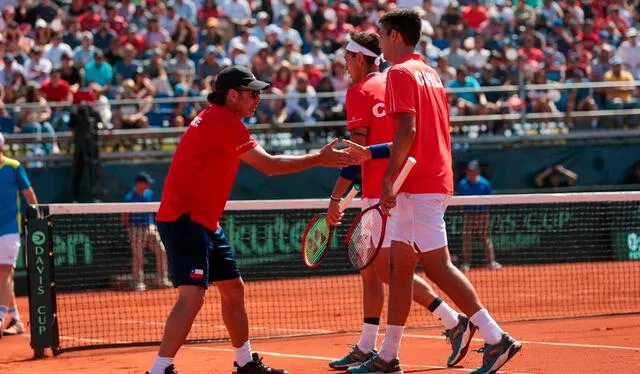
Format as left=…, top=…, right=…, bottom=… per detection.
left=207, top=90, right=227, bottom=105
left=349, top=31, right=381, bottom=65
left=378, top=9, right=422, bottom=47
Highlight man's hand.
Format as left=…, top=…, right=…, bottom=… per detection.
left=326, top=199, right=343, bottom=226
left=342, top=139, right=371, bottom=164
left=379, top=177, right=396, bottom=216
left=317, top=138, right=357, bottom=167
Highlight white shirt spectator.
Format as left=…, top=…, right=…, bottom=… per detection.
left=432, top=0, right=450, bottom=18
left=0, top=62, right=25, bottom=86
left=24, top=57, right=53, bottom=83
left=44, top=42, right=73, bottom=66
left=221, top=0, right=252, bottom=23
left=488, top=3, right=514, bottom=23
left=286, top=85, right=318, bottom=122
left=160, top=13, right=179, bottom=34
left=616, top=38, right=640, bottom=77
left=228, top=34, right=263, bottom=58
left=278, top=27, right=303, bottom=48
left=143, top=29, right=171, bottom=49
left=170, top=0, right=197, bottom=24
left=466, top=48, right=491, bottom=69
left=396, top=0, right=423, bottom=9
left=73, top=45, right=97, bottom=67
left=307, top=50, right=330, bottom=70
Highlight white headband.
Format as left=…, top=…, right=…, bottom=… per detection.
left=345, top=40, right=384, bottom=66
left=0, top=132, right=4, bottom=147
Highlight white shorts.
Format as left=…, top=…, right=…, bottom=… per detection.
left=361, top=198, right=392, bottom=248
left=0, top=234, right=21, bottom=267
left=387, top=193, right=450, bottom=253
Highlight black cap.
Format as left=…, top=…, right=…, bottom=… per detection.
left=467, top=160, right=480, bottom=170
left=135, top=172, right=154, bottom=184
left=214, top=66, right=270, bottom=91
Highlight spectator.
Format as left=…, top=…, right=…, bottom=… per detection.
left=43, top=31, right=73, bottom=67
left=122, top=172, right=170, bottom=291
left=462, top=0, right=488, bottom=31
left=16, top=82, right=59, bottom=155
left=84, top=50, right=113, bottom=91
left=113, top=79, right=151, bottom=129
left=171, top=17, right=198, bottom=50
left=535, top=164, right=579, bottom=188
left=167, top=44, right=195, bottom=86
left=221, top=0, right=252, bottom=27
left=114, top=43, right=142, bottom=85
left=256, top=83, right=287, bottom=125
left=564, top=70, right=598, bottom=130
left=448, top=65, right=485, bottom=116
left=73, top=32, right=97, bottom=67
left=171, top=0, right=197, bottom=25
left=60, top=53, right=82, bottom=88
left=0, top=54, right=25, bottom=88
left=285, top=73, right=320, bottom=125
left=622, top=161, right=640, bottom=185
left=457, top=160, right=500, bottom=272
left=143, top=17, right=171, bottom=51
left=615, top=27, right=640, bottom=78
left=604, top=56, right=639, bottom=128
left=23, top=46, right=52, bottom=84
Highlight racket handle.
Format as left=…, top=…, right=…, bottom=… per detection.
left=339, top=185, right=359, bottom=212
left=392, top=157, right=417, bottom=194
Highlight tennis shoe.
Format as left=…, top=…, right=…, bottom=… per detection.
left=0, top=318, right=3, bottom=339
left=233, top=352, right=288, bottom=374
left=346, top=353, right=402, bottom=374
left=329, top=344, right=376, bottom=369
left=470, top=333, right=521, bottom=374
left=3, top=319, right=25, bottom=335
left=444, top=314, right=476, bottom=367
left=144, top=364, right=178, bottom=374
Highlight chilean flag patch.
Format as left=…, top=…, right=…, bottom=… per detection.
left=190, top=268, right=204, bottom=279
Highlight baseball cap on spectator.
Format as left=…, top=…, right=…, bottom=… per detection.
left=626, top=28, right=638, bottom=38
left=207, top=17, right=219, bottom=28
left=467, top=160, right=480, bottom=170
left=3, top=53, right=13, bottom=63
left=205, top=45, right=217, bottom=54
left=35, top=19, right=48, bottom=29
left=175, top=45, right=188, bottom=55
left=265, top=24, right=280, bottom=36
left=301, top=55, right=313, bottom=66
left=135, top=172, right=154, bottom=184
left=611, top=56, right=623, bottom=66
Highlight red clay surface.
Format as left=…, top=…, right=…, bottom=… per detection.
left=1, top=261, right=639, bottom=373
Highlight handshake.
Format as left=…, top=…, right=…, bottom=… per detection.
left=316, top=139, right=376, bottom=168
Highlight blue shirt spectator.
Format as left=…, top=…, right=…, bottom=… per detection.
left=84, top=53, right=114, bottom=87
left=457, top=160, right=492, bottom=212
left=124, top=172, right=157, bottom=226
left=448, top=73, right=481, bottom=104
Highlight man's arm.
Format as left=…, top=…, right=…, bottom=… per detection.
left=535, top=167, right=553, bottom=187
left=239, top=139, right=354, bottom=176
left=21, top=187, right=38, bottom=206
left=556, top=165, right=578, bottom=185
left=331, top=127, right=367, bottom=198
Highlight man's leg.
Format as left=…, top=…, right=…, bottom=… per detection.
left=150, top=285, right=205, bottom=373
left=129, top=227, right=145, bottom=291
left=0, top=264, right=12, bottom=333
left=329, top=265, right=384, bottom=369
left=148, top=225, right=170, bottom=287
left=0, top=234, right=22, bottom=335
left=215, top=277, right=251, bottom=364
left=461, top=213, right=473, bottom=271
left=418, top=247, right=520, bottom=373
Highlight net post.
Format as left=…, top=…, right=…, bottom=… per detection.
left=24, top=206, right=60, bottom=358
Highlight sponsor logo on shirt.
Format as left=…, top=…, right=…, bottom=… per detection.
left=372, top=102, right=386, bottom=118
left=235, top=139, right=254, bottom=152
left=190, top=116, right=202, bottom=127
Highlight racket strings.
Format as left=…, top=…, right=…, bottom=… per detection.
left=304, top=218, right=331, bottom=265
left=347, top=210, right=384, bottom=269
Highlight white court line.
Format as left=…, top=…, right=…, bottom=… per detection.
left=187, top=346, right=531, bottom=374
left=120, top=320, right=334, bottom=334
left=403, top=333, right=640, bottom=351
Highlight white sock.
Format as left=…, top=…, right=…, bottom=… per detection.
left=470, top=309, right=504, bottom=345
left=357, top=323, right=379, bottom=353
left=235, top=340, right=253, bottom=367
left=150, top=356, right=174, bottom=374
left=377, top=325, right=405, bottom=362
left=432, top=302, right=459, bottom=330
left=8, top=307, right=20, bottom=321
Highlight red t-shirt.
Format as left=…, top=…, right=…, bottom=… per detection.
left=157, top=105, right=258, bottom=230
left=346, top=72, right=395, bottom=198
left=384, top=53, right=453, bottom=195
left=40, top=79, right=71, bottom=102
left=462, top=6, right=488, bottom=30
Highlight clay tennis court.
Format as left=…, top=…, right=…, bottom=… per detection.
left=1, top=262, right=639, bottom=373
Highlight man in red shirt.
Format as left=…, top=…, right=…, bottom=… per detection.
left=325, top=31, right=471, bottom=371
left=40, top=69, right=72, bottom=103
left=148, top=66, right=354, bottom=374
left=346, top=9, right=521, bottom=374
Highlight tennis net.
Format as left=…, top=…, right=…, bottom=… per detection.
left=28, top=192, right=640, bottom=353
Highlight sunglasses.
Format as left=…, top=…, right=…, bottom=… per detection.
left=235, top=88, right=261, bottom=98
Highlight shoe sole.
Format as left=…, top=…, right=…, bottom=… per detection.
left=448, top=323, right=478, bottom=367
left=486, top=341, right=522, bottom=374
left=347, top=370, right=403, bottom=374
left=329, top=361, right=363, bottom=370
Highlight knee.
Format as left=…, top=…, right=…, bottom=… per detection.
left=177, top=287, right=206, bottom=313
left=0, top=265, right=13, bottom=278
left=219, top=278, right=245, bottom=306
left=362, top=265, right=386, bottom=284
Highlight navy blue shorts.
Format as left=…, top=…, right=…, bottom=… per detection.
left=157, top=214, right=240, bottom=288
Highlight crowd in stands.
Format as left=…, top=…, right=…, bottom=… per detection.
left=1, top=0, right=640, bottom=152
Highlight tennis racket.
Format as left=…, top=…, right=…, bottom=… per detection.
left=301, top=185, right=360, bottom=268
left=345, top=157, right=417, bottom=271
